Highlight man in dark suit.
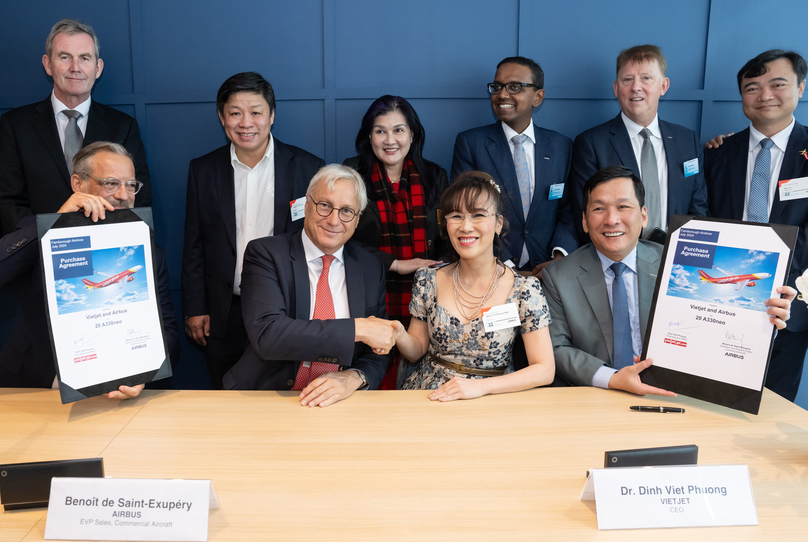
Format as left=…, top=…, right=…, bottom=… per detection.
left=223, top=164, right=393, bottom=407
left=705, top=49, right=808, bottom=402
left=0, top=19, right=151, bottom=234
left=451, top=56, right=577, bottom=277
left=543, top=166, right=793, bottom=392
left=0, top=142, right=178, bottom=399
left=182, top=72, right=325, bottom=389
left=570, top=45, right=707, bottom=245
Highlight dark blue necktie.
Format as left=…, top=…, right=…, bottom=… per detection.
left=611, top=262, right=633, bottom=370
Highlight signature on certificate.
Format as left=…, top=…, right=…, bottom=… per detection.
left=667, top=320, right=698, bottom=331
left=724, top=332, right=744, bottom=344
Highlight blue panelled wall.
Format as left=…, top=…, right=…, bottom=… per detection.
left=1, top=1, right=807, bottom=388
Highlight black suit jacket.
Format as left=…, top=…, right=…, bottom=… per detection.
left=705, top=122, right=808, bottom=332
left=0, top=97, right=152, bottom=233
left=0, top=216, right=179, bottom=387
left=222, top=232, right=390, bottom=390
left=343, top=155, right=449, bottom=270
left=570, top=114, right=708, bottom=243
left=181, top=139, right=324, bottom=338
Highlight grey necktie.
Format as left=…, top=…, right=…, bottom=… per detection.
left=62, top=110, right=83, bottom=173
left=639, top=128, right=661, bottom=235
left=511, top=134, right=531, bottom=267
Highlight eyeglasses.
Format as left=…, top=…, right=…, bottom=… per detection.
left=487, top=82, right=540, bottom=95
left=445, top=211, right=496, bottom=224
left=308, top=195, right=359, bottom=222
left=87, top=175, right=143, bottom=195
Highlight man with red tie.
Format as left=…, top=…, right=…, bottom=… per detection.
left=222, top=164, right=393, bottom=407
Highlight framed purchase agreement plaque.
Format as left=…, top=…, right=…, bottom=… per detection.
left=37, top=208, right=171, bottom=404
left=641, top=215, right=797, bottom=414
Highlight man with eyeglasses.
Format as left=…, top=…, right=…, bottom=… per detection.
left=569, top=45, right=707, bottom=245
left=451, top=56, right=578, bottom=279
left=223, top=164, right=393, bottom=407
left=0, top=142, right=178, bottom=396
left=0, top=19, right=152, bottom=234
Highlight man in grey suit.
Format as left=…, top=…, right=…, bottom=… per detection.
left=543, top=166, right=794, bottom=393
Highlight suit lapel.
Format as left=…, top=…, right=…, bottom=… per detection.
left=725, top=129, right=750, bottom=219
left=214, top=146, right=237, bottom=252
left=290, top=233, right=311, bottom=319
left=344, top=243, right=365, bottom=318
left=31, top=98, right=71, bottom=184
left=770, top=122, right=808, bottom=223
left=485, top=124, right=523, bottom=224
left=84, top=101, right=108, bottom=144
left=527, top=129, right=550, bottom=220
left=578, top=245, right=614, bottom=365
left=659, top=121, right=682, bottom=216
left=273, top=138, right=294, bottom=234
left=636, top=242, right=660, bottom=339
left=608, top=115, right=640, bottom=173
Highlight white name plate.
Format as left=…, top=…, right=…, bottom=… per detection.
left=579, top=464, right=757, bottom=530
left=45, top=478, right=215, bottom=541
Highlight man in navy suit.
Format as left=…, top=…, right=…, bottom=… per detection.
left=0, top=142, right=178, bottom=399
left=570, top=45, right=707, bottom=244
left=0, top=19, right=151, bottom=234
left=705, top=49, right=808, bottom=402
left=223, top=165, right=393, bottom=406
left=452, top=56, right=577, bottom=277
left=182, top=72, right=324, bottom=389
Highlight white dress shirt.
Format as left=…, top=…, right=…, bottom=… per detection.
left=51, top=92, right=91, bottom=150
left=622, top=112, right=669, bottom=230
left=742, top=118, right=795, bottom=221
left=232, top=136, right=275, bottom=295
left=300, top=230, right=349, bottom=319
left=591, top=246, right=641, bottom=389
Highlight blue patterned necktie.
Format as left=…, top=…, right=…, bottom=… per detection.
left=748, top=138, right=774, bottom=223
left=511, top=134, right=532, bottom=219
left=511, top=134, right=532, bottom=267
left=610, top=262, right=633, bottom=371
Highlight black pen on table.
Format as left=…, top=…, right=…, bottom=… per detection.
left=630, top=405, right=685, bottom=413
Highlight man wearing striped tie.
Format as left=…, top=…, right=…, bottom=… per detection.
left=705, top=50, right=808, bottom=402
left=223, top=164, right=393, bottom=407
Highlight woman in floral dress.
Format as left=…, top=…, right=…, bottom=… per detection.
left=395, top=171, right=555, bottom=400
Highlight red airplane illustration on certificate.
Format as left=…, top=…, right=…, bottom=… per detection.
left=82, top=265, right=143, bottom=290
left=697, top=266, right=771, bottom=291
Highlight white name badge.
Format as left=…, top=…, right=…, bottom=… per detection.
left=45, top=478, right=218, bottom=541
left=778, top=176, right=808, bottom=201
left=579, top=465, right=757, bottom=530
left=481, top=302, right=520, bottom=331
left=290, top=196, right=306, bottom=221
left=683, top=158, right=699, bottom=177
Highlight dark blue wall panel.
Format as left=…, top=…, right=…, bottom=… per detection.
left=2, top=0, right=807, bottom=389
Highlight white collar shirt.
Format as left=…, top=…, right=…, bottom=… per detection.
left=743, top=118, right=795, bottom=221
left=51, top=92, right=91, bottom=151
left=300, top=230, right=349, bottom=320
left=622, top=112, right=669, bottom=230
left=232, top=135, right=275, bottom=295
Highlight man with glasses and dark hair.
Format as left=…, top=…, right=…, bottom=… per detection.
left=569, top=44, right=707, bottom=245
left=705, top=49, right=808, bottom=402
left=0, top=142, right=178, bottom=396
left=0, top=18, right=152, bottom=234
left=182, top=72, right=324, bottom=389
left=451, top=56, right=577, bottom=280
left=223, top=164, right=393, bottom=406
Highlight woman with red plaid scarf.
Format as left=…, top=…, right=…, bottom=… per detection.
left=344, top=96, right=449, bottom=389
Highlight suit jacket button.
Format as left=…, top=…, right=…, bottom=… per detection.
left=286, top=379, right=294, bottom=387
left=524, top=230, right=529, bottom=235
